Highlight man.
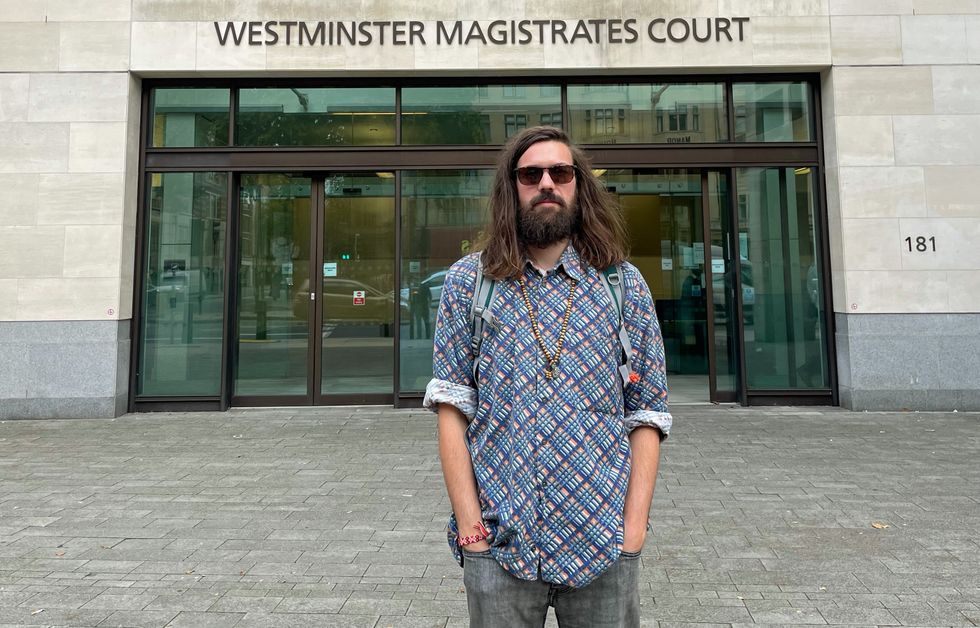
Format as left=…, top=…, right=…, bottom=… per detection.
left=424, top=126, right=671, bottom=627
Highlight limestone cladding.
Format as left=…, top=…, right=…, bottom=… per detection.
left=823, top=13, right=980, bottom=316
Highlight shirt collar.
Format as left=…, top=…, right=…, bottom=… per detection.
left=524, top=243, right=587, bottom=282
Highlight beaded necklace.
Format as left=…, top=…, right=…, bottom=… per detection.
left=517, top=274, right=577, bottom=379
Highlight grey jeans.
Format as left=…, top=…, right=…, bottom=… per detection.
left=461, top=549, right=642, bottom=628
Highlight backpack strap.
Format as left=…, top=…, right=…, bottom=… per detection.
left=601, top=264, right=634, bottom=386
left=470, top=252, right=497, bottom=381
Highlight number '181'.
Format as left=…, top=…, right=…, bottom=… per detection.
left=905, top=236, right=936, bottom=252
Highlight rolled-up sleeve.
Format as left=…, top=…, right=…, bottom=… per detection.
left=622, top=263, right=672, bottom=439
left=422, top=259, right=478, bottom=420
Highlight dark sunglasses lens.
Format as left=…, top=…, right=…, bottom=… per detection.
left=516, top=166, right=575, bottom=185
left=549, top=165, right=575, bottom=184
left=516, top=167, right=543, bottom=185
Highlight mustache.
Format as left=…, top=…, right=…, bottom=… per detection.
left=529, top=192, right=567, bottom=208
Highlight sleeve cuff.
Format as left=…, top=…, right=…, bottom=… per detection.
left=624, top=410, right=672, bottom=440
left=423, top=378, right=478, bottom=421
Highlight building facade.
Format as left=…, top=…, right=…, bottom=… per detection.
left=1, top=1, right=978, bottom=417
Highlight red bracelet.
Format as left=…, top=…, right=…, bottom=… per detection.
left=458, top=522, right=490, bottom=547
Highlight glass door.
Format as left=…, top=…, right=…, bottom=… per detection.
left=232, top=173, right=395, bottom=405
left=604, top=168, right=738, bottom=404
left=707, top=171, right=740, bottom=402
left=735, top=167, right=830, bottom=393
left=316, top=173, right=396, bottom=402
left=234, top=174, right=314, bottom=401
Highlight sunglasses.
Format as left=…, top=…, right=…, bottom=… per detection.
left=514, top=164, right=577, bottom=186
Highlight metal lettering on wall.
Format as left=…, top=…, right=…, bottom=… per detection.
left=213, top=18, right=750, bottom=47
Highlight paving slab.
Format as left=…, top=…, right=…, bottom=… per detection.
left=0, top=405, right=977, bottom=627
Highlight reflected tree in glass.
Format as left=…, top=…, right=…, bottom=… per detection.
left=138, top=172, right=228, bottom=396
left=399, top=170, right=493, bottom=392
left=402, top=86, right=560, bottom=145
left=234, top=174, right=312, bottom=397
left=237, top=88, right=395, bottom=146
left=151, top=88, right=230, bottom=148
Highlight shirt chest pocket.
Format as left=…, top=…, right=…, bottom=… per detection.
left=475, top=325, right=515, bottom=388
left=565, top=325, right=623, bottom=414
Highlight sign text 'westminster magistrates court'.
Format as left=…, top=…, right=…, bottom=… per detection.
left=214, top=18, right=751, bottom=48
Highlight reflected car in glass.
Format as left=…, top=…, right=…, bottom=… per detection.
left=399, top=270, right=447, bottom=318
left=293, top=278, right=394, bottom=324
left=712, top=257, right=754, bottom=324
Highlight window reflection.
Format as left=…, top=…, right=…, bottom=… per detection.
left=399, top=170, right=493, bottom=391
left=138, top=172, right=228, bottom=396
left=235, top=174, right=312, bottom=396
left=237, top=88, right=395, bottom=146
left=321, top=173, right=395, bottom=396
left=707, top=172, right=738, bottom=397
left=733, top=82, right=812, bottom=142
left=151, top=88, right=229, bottom=147
left=401, top=86, right=561, bottom=144
left=737, top=167, right=828, bottom=389
left=569, top=83, right=727, bottom=144
left=602, top=169, right=710, bottom=401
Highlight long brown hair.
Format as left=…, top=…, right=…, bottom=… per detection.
left=477, top=126, right=629, bottom=279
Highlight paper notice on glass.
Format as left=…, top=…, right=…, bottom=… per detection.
left=712, top=258, right=725, bottom=274
left=661, top=258, right=673, bottom=271
left=323, top=262, right=338, bottom=277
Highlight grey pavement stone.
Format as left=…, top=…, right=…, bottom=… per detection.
left=375, top=618, right=448, bottom=628
left=0, top=607, right=112, bottom=625
left=165, top=611, right=245, bottom=627
left=744, top=601, right=827, bottom=624
left=815, top=605, right=900, bottom=625
left=145, top=591, right=223, bottom=611
left=208, top=596, right=282, bottom=613
left=81, top=591, right=159, bottom=610
left=18, top=590, right=100, bottom=609
left=240, top=613, right=378, bottom=627
left=341, top=597, right=411, bottom=614
left=274, top=596, right=349, bottom=613
left=96, top=610, right=180, bottom=627
left=0, top=405, right=977, bottom=627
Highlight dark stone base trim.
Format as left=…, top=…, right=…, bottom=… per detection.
left=0, top=396, right=124, bottom=420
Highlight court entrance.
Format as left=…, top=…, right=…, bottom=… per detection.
left=132, top=78, right=835, bottom=411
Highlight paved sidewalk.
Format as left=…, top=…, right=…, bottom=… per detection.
left=0, top=405, right=978, bottom=628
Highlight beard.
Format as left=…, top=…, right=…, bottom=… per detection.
left=517, top=192, right=581, bottom=247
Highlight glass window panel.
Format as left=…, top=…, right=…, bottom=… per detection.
left=568, top=83, right=727, bottom=144
left=707, top=171, right=738, bottom=396
left=137, top=172, right=228, bottom=396
left=237, top=88, right=395, bottom=146
left=737, top=166, right=829, bottom=390
left=401, top=86, right=561, bottom=145
left=321, top=173, right=395, bottom=395
left=733, top=82, right=813, bottom=142
left=151, top=88, right=230, bottom=147
left=399, top=169, right=494, bottom=392
left=235, top=174, right=312, bottom=396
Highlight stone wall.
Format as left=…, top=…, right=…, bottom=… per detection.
left=820, top=4, right=980, bottom=409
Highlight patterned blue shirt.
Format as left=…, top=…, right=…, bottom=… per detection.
left=424, top=245, right=671, bottom=588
